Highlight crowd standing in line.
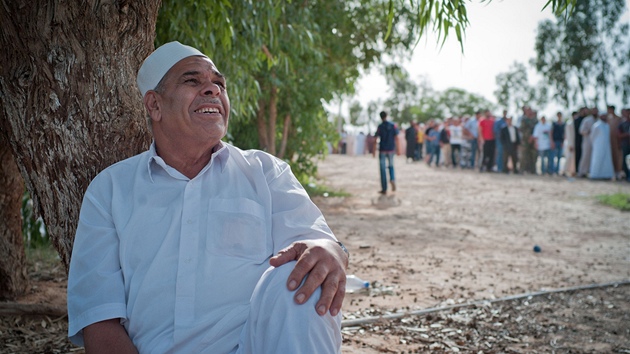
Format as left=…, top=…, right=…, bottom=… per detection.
left=346, top=105, right=630, bottom=190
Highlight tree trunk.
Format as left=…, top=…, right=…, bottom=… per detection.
left=277, top=113, right=291, bottom=160
left=0, top=135, right=28, bottom=300
left=0, top=0, right=158, bottom=272
left=256, top=98, right=268, bottom=151
left=267, top=74, right=278, bottom=156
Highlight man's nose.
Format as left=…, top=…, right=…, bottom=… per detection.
left=202, top=83, right=221, bottom=97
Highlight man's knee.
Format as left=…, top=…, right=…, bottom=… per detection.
left=241, top=262, right=341, bottom=353
left=254, top=261, right=322, bottom=308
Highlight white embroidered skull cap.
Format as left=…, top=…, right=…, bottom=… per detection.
left=137, top=41, right=208, bottom=97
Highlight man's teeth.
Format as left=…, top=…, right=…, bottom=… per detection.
left=196, top=108, right=219, bottom=113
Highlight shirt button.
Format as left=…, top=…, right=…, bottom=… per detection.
left=187, top=219, right=194, bottom=224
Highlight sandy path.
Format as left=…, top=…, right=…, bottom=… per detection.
left=313, top=154, right=630, bottom=318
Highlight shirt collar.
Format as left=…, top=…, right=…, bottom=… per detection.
left=146, top=141, right=229, bottom=183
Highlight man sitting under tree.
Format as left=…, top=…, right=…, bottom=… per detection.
left=67, top=42, right=348, bottom=354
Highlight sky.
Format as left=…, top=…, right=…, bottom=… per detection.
left=352, top=0, right=630, bottom=120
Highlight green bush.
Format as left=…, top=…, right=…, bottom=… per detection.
left=597, top=193, right=630, bottom=211
left=22, top=190, right=49, bottom=249
left=301, top=180, right=350, bottom=198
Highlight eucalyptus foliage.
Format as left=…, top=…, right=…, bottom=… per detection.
left=350, top=81, right=495, bottom=131
left=435, top=88, right=496, bottom=117
left=495, top=62, right=548, bottom=113
left=383, top=64, right=420, bottom=123
left=154, top=0, right=577, bottom=180
left=156, top=1, right=421, bottom=180
left=533, top=0, right=629, bottom=107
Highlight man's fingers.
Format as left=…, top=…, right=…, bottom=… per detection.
left=318, top=274, right=345, bottom=317
left=269, top=239, right=348, bottom=315
left=289, top=253, right=320, bottom=293
left=295, top=264, right=345, bottom=316
left=328, top=286, right=345, bottom=316
left=269, top=242, right=306, bottom=268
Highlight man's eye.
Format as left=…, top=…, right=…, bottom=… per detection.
left=185, top=78, right=199, bottom=84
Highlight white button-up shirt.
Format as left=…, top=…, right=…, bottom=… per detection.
left=533, top=121, right=553, bottom=151
left=68, top=142, right=336, bottom=353
left=508, top=126, right=517, bottom=143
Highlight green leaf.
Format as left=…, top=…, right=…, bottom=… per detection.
left=384, top=0, right=395, bottom=41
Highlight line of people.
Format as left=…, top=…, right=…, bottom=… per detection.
left=403, top=105, right=630, bottom=182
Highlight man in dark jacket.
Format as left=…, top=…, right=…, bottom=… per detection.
left=500, top=116, right=521, bottom=174
left=405, top=122, right=418, bottom=162
left=373, top=111, right=399, bottom=194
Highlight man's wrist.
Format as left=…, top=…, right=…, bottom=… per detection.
left=336, top=241, right=349, bottom=260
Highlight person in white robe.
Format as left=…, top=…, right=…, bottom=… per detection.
left=577, top=108, right=596, bottom=177
left=589, top=115, right=614, bottom=179
left=562, top=111, right=576, bottom=176
left=345, top=134, right=356, bottom=156
left=354, top=132, right=366, bottom=155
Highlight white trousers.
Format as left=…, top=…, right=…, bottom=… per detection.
left=235, top=262, right=342, bottom=354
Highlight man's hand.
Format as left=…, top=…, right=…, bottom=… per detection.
left=269, top=239, right=348, bottom=317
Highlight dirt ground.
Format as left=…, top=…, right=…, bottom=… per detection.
left=315, top=154, right=630, bottom=353
left=1, top=153, right=629, bottom=353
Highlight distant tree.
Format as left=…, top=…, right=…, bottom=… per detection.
left=348, top=101, right=364, bottom=127
left=494, top=62, right=547, bottom=113
left=383, top=65, right=420, bottom=124
left=532, top=0, right=629, bottom=107
left=365, top=100, right=382, bottom=134
left=414, top=76, right=444, bottom=122
left=436, top=88, right=496, bottom=117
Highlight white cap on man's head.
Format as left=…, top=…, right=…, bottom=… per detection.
left=137, top=41, right=209, bottom=97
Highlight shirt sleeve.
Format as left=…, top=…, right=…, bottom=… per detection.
left=67, top=173, right=127, bottom=346
left=264, top=157, right=336, bottom=252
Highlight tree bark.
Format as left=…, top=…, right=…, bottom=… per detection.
left=0, top=0, right=158, bottom=273
left=256, top=98, right=268, bottom=151
left=268, top=80, right=278, bottom=156
left=0, top=135, right=29, bottom=300
left=277, top=113, right=291, bottom=160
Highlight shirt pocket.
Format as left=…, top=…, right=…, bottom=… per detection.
left=206, top=198, right=271, bottom=264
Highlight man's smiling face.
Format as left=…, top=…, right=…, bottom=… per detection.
left=152, top=56, right=230, bottom=145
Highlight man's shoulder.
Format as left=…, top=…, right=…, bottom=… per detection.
left=227, top=144, right=289, bottom=171
left=84, top=150, right=150, bottom=196
left=97, top=150, right=149, bottom=177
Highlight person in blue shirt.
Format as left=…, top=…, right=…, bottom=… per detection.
left=373, top=111, right=399, bottom=194
left=425, top=120, right=441, bottom=167
left=463, top=113, right=480, bottom=169
left=551, top=112, right=566, bottom=175
left=493, top=110, right=508, bottom=173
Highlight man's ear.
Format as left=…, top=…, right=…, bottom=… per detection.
left=144, top=91, right=162, bottom=123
